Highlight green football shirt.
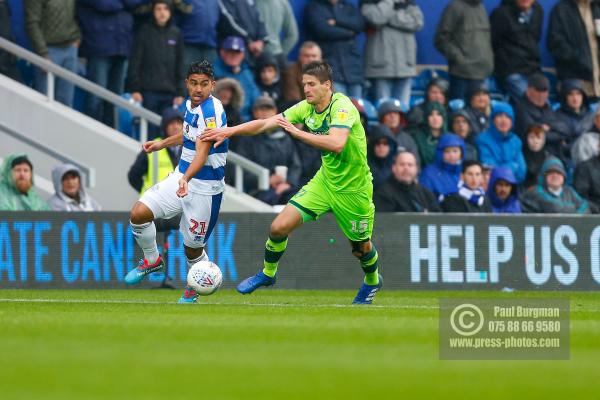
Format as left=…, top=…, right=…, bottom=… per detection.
left=283, top=92, right=373, bottom=192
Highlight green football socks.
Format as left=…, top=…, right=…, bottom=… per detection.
left=360, top=246, right=379, bottom=285
left=263, top=235, right=288, bottom=278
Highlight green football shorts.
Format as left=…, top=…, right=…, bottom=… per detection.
left=288, top=176, right=375, bottom=242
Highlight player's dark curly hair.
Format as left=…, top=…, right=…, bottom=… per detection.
left=187, top=60, right=214, bottom=79
left=302, top=61, right=333, bottom=84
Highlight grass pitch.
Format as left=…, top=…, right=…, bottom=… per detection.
left=1, top=289, right=599, bottom=400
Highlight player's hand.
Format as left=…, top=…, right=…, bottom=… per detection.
left=276, top=116, right=302, bottom=138
left=201, top=127, right=231, bottom=148
left=142, top=140, right=163, bottom=153
left=176, top=178, right=188, bottom=198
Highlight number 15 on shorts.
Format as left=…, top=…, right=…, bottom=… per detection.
left=350, top=220, right=368, bottom=233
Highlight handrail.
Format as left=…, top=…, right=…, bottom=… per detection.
left=0, top=37, right=270, bottom=191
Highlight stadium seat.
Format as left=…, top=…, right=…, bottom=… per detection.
left=352, top=97, right=378, bottom=123
left=448, top=98, right=465, bottom=112
left=116, top=93, right=140, bottom=139
left=375, top=97, right=409, bottom=113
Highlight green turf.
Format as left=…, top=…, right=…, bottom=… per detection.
left=0, top=289, right=599, bottom=399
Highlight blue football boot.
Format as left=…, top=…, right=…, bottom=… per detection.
left=177, top=287, right=199, bottom=304
left=236, top=271, right=277, bottom=294
left=124, top=257, right=165, bottom=285
left=352, top=274, right=383, bottom=305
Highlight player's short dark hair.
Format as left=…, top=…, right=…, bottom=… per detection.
left=187, top=60, right=214, bottom=79
left=302, top=61, right=333, bottom=84
left=462, top=160, right=482, bottom=173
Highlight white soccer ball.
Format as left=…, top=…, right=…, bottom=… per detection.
left=187, top=261, right=223, bottom=295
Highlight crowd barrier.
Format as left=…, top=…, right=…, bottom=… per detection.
left=0, top=212, right=599, bottom=290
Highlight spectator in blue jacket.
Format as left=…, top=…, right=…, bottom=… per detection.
left=487, top=166, right=521, bottom=214
left=476, top=102, right=526, bottom=184
left=77, top=0, right=138, bottom=125
left=214, top=36, right=260, bottom=121
left=304, top=0, right=365, bottom=98
left=420, top=133, right=465, bottom=202
left=218, top=0, right=268, bottom=60
left=176, top=0, right=220, bottom=66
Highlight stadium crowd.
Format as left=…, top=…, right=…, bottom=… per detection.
left=2, top=0, right=600, bottom=214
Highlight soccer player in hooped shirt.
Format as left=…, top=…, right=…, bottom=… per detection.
left=203, top=61, right=382, bottom=304
left=124, top=60, right=228, bottom=304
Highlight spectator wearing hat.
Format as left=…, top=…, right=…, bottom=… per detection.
left=176, top=0, right=219, bottom=66
left=255, top=52, right=284, bottom=111
left=215, top=78, right=244, bottom=131
left=48, top=164, right=101, bottom=211
left=514, top=73, right=570, bottom=160
left=414, top=102, right=448, bottom=167
left=476, top=102, right=526, bottom=183
left=463, top=83, right=491, bottom=136
left=449, top=109, right=478, bottom=161
left=521, top=156, right=589, bottom=213
left=126, top=0, right=185, bottom=117
left=368, top=124, right=398, bottom=190
left=304, top=0, right=365, bottom=98
left=374, top=151, right=440, bottom=212
left=420, top=133, right=465, bottom=201
left=361, top=0, right=424, bottom=106
left=487, top=166, right=521, bottom=213
left=441, top=160, right=492, bottom=213
left=255, top=0, right=299, bottom=68
left=406, top=77, right=449, bottom=131
left=378, top=99, right=419, bottom=163
left=218, top=0, right=268, bottom=60
left=523, top=124, right=551, bottom=189
left=214, top=36, right=260, bottom=121
left=282, top=41, right=322, bottom=103
left=0, top=154, right=50, bottom=211
left=555, top=79, right=595, bottom=153
left=490, top=0, right=544, bottom=101
left=434, top=0, right=494, bottom=101
left=235, top=96, right=302, bottom=205
left=548, top=0, right=600, bottom=98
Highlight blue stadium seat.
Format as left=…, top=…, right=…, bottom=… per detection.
left=410, top=96, right=424, bottom=107
left=116, top=93, right=140, bottom=139
left=543, top=70, right=558, bottom=100
left=352, top=97, right=378, bottom=123
left=448, top=98, right=465, bottom=112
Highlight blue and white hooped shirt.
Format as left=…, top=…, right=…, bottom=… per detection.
left=179, top=96, right=228, bottom=195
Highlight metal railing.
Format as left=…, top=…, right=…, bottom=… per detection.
left=0, top=36, right=269, bottom=191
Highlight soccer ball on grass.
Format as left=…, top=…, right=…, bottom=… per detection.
left=187, top=261, right=223, bottom=295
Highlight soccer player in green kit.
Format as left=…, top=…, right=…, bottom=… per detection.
left=202, top=61, right=381, bottom=304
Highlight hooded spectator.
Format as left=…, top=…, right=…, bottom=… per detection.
left=487, top=166, right=521, bottom=213
left=476, top=102, right=526, bottom=183
left=555, top=79, right=594, bottom=154
left=215, top=78, right=244, bottom=129
left=520, top=156, right=589, bottom=213
left=368, top=124, right=398, bottom=190
left=374, top=151, right=440, bottom=213
left=214, top=35, right=260, bottom=121
left=420, top=133, right=465, bottom=201
left=414, top=102, right=448, bottom=166
left=0, top=154, right=50, bottom=211
left=441, top=160, right=492, bottom=212
left=449, top=109, right=478, bottom=161
left=378, top=99, right=419, bottom=163
left=406, top=77, right=449, bottom=130
left=523, top=124, right=550, bottom=189
left=463, top=83, right=491, bottom=136
left=255, top=53, right=284, bottom=111
left=48, top=164, right=101, bottom=211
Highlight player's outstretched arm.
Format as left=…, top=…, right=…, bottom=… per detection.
left=176, top=139, right=211, bottom=198
left=201, top=115, right=281, bottom=147
left=142, top=132, right=183, bottom=153
left=277, top=116, right=349, bottom=154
